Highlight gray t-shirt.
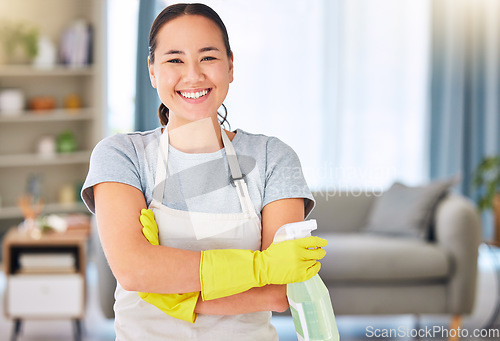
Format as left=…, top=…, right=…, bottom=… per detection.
left=82, top=127, right=314, bottom=219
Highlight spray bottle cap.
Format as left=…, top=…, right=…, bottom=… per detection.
left=272, top=219, right=317, bottom=243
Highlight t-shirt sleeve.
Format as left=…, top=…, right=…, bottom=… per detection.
left=262, top=137, right=315, bottom=218
left=81, top=134, right=143, bottom=214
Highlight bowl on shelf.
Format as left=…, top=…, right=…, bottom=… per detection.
left=29, top=96, right=56, bottom=111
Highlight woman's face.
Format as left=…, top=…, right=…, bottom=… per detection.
left=148, top=14, right=233, bottom=128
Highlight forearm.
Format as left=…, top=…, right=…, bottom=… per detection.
left=195, top=285, right=288, bottom=315
left=118, top=243, right=202, bottom=293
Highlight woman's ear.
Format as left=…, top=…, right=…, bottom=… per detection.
left=228, top=53, right=234, bottom=83
left=148, top=56, right=157, bottom=88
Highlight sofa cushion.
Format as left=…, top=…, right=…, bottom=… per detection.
left=362, top=178, right=456, bottom=239
left=317, top=233, right=450, bottom=283
left=311, top=192, right=377, bottom=233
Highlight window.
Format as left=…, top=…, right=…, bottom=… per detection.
left=322, top=0, right=430, bottom=192
left=106, top=0, right=138, bottom=134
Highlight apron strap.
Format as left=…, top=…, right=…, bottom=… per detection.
left=233, top=179, right=255, bottom=216
left=220, top=128, right=255, bottom=216
left=152, top=129, right=169, bottom=203
left=221, top=128, right=242, bottom=180
left=152, top=125, right=256, bottom=216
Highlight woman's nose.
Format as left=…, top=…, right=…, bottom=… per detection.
left=184, top=62, right=204, bottom=83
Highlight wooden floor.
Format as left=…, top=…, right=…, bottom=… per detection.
left=0, top=245, right=498, bottom=341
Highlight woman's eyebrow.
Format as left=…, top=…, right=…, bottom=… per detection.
left=164, top=49, right=183, bottom=55
left=163, top=46, right=220, bottom=55
left=199, top=46, right=219, bottom=53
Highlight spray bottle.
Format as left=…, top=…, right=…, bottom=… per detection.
left=273, top=220, right=340, bottom=341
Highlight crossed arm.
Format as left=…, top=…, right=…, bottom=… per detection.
left=94, top=181, right=305, bottom=315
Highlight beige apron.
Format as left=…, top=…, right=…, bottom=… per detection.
left=113, top=126, right=278, bottom=340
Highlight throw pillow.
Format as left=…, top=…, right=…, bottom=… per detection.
left=363, top=177, right=457, bottom=239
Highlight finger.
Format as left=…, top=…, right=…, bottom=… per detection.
left=140, top=213, right=158, bottom=235
left=140, top=209, right=156, bottom=225
left=295, top=236, right=328, bottom=248
left=139, top=213, right=154, bottom=228
left=141, top=208, right=155, bottom=220
left=140, top=218, right=158, bottom=240
left=301, top=247, right=326, bottom=260
left=141, top=208, right=155, bottom=219
left=292, top=240, right=327, bottom=260
left=137, top=291, right=148, bottom=299
left=306, top=261, right=322, bottom=278
left=142, top=227, right=159, bottom=245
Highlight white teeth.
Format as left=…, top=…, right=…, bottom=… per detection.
left=180, top=89, right=208, bottom=99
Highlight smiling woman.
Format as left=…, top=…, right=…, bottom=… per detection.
left=84, top=3, right=325, bottom=340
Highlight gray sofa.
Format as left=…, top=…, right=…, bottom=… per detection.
left=309, top=191, right=481, bottom=318
left=92, top=190, right=481, bottom=322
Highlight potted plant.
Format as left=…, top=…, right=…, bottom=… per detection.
left=472, top=156, right=500, bottom=244
left=0, top=21, right=39, bottom=64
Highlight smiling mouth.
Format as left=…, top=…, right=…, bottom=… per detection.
left=178, top=89, right=211, bottom=99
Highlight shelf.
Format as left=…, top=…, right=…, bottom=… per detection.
left=0, top=109, right=94, bottom=123
left=0, top=151, right=91, bottom=168
left=0, top=65, right=94, bottom=77
left=0, top=0, right=103, bottom=240
left=0, top=202, right=88, bottom=220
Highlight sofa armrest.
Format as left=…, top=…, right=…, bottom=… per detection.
left=434, top=194, right=481, bottom=314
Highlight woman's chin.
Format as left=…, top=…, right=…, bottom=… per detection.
left=169, top=112, right=218, bottom=125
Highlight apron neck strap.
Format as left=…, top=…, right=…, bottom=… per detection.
left=221, top=127, right=242, bottom=180
left=152, top=128, right=170, bottom=202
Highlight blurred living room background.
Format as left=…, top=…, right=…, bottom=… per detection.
left=0, top=0, right=499, bottom=340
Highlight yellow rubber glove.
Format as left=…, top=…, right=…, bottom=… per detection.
left=140, top=208, right=160, bottom=245
left=137, top=209, right=200, bottom=323
left=200, top=236, right=327, bottom=301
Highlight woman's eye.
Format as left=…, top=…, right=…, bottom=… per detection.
left=167, top=58, right=182, bottom=64
left=201, top=56, right=216, bottom=62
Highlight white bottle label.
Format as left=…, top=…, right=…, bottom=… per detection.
left=288, top=297, right=310, bottom=341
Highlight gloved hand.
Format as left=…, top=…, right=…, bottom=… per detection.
left=200, top=235, right=327, bottom=301
left=139, top=208, right=159, bottom=245
left=137, top=291, right=199, bottom=323
left=137, top=209, right=200, bottom=323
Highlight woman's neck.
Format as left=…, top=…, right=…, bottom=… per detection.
left=167, top=117, right=223, bottom=153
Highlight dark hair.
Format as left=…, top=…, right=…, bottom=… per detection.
left=149, top=3, right=232, bottom=127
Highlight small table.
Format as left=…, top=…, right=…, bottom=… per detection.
left=2, top=226, right=89, bottom=341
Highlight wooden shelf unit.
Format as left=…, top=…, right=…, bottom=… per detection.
left=3, top=227, right=89, bottom=340
left=0, top=0, right=105, bottom=236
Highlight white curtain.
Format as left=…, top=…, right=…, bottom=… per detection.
left=321, top=0, right=430, bottom=192
left=107, top=0, right=138, bottom=134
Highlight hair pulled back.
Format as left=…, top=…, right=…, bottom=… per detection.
left=149, top=3, right=232, bottom=127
